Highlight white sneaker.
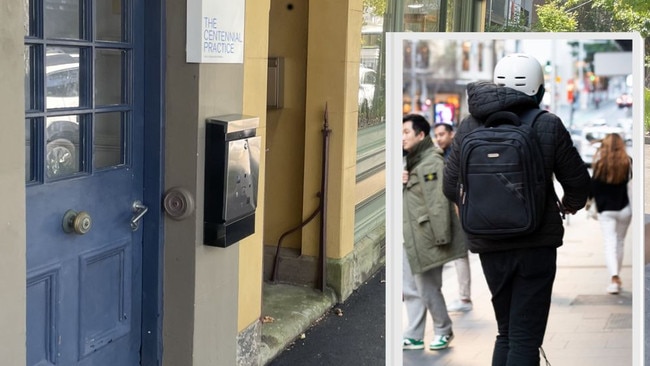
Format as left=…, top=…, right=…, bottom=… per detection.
left=447, top=300, right=473, bottom=312
left=429, top=333, right=454, bottom=350
left=606, top=282, right=620, bottom=294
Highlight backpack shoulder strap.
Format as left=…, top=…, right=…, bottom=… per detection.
left=518, top=108, right=564, bottom=217
left=518, top=108, right=548, bottom=127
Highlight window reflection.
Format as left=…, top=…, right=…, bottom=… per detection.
left=403, top=0, right=441, bottom=32
left=46, top=47, right=80, bottom=109
left=24, top=46, right=33, bottom=111
left=358, top=8, right=385, bottom=129
left=25, top=119, right=33, bottom=182
left=95, top=49, right=124, bottom=106
left=44, top=0, right=80, bottom=39
left=46, top=115, right=80, bottom=179
left=97, top=0, right=123, bottom=41
left=94, top=112, right=124, bottom=169
left=23, top=0, right=32, bottom=36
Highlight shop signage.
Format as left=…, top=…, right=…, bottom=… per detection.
left=187, top=0, right=245, bottom=63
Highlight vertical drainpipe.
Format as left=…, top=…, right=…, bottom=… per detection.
left=319, top=104, right=331, bottom=292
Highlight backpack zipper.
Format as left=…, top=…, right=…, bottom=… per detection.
left=460, top=183, right=466, bottom=205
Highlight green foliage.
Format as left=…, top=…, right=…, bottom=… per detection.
left=581, top=41, right=623, bottom=64
left=533, top=0, right=578, bottom=32
left=363, top=0, right=387, bottom=16
left=591, top=0, right=650, bottom=37
left=534, top=0, right=650, bottom=87
left=485, top=22, right=530, bottom=33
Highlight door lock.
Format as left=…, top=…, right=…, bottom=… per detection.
left=62, top=210, right=92, bottom=235
left=131, top=200, right=149, bottom=231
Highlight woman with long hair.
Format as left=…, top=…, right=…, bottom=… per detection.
left=590, top=133, right=632, bottom=294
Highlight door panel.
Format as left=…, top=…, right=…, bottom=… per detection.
left=78, top=241, right=132, bottom=358
left=27, top=168, right=143, bottom=365
left=25, top=0, right=145, bottom=365
left=26, top=267, right=58, bottom=366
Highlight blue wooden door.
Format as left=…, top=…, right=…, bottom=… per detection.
left=25, top=0, right=146, bottom=365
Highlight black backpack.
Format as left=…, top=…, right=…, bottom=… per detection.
left=457, top=108, right=551, bottom=239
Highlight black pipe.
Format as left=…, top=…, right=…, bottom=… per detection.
left=270, top=203, right=320, bottom=283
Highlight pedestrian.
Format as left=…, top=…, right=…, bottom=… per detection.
left=442, top=53, right=590, bottom=365
left=402, top=113, right=467, bottom=351
left=589, top=133, right=632, bottom=294
left=433, top=122, right=473, bottom=313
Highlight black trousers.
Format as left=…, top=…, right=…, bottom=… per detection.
left=479, top=246, right=557, bottom=366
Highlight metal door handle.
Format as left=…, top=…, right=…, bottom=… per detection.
left=131, top=200, right=148, bottom=231
left=62, top=210, right=92, bottom=235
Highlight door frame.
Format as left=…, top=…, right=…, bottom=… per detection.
left=140, top=0, right=165, bottom=363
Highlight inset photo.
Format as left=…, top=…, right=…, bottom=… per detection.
left=384, top=32, right=644, bottom=366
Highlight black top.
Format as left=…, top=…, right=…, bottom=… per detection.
left=591, top=164, right=631, bottom=213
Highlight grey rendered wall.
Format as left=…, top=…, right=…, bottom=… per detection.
left=0, top=0, right=27, bottom=364
left=162, top=0, right=244, bottom=365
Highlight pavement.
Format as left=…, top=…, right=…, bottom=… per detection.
left=260, top=143, right=648, bottom=366
left=266, top=267, right=386, bottom=366
left=402, top=209, right=634, bottom=366
left=400, top=146, right=647, bottom=365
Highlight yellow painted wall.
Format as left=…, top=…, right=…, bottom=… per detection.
left=301, top=0, right=363, bottom=259
left=238, top=0, right=271, bottom=332
left=263, top=1, right=310, bottom=250
left=264, top=0, right=371, bottom=260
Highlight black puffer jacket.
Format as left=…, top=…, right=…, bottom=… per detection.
left=442, top=81, right=590, bottom=253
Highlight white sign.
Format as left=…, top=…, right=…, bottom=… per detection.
left=594, top=51, right=633, bottom=76
left=186, top=0, right=245, bottom=63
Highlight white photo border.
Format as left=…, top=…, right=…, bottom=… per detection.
left=385, top=32, right=644, bottom=366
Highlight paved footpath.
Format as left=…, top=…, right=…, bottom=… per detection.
left=403, top=188, right=635, bottom=365
left=402, top=142, right=650, bottom=366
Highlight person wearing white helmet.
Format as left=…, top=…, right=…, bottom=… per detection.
left=442, top=53, right=590, bottom=365
left=493, top=53, right=546, bottom=102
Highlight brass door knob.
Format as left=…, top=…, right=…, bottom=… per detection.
left=62, top=210, right=92, bottom=235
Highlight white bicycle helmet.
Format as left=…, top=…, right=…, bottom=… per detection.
left=493, top=53, right=544, bottom=97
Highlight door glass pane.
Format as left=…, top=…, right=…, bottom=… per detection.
left=95, top=49, right=123, bottom=106
left=23, top=0, right=32, bottom=36
left=94, top=112, right=123, bottom=169
left=26, top=119, right=33, bottom=182
left=97, top=0, right=123, bottom=41
left=25, top=46, right=34, bottom=111
left=46, top=115, right=81, bottom=179
left=46, top=47, right=80, bottom=109
left=44, top=0, right=80, bottom=39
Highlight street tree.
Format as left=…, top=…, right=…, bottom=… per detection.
left=533, top=0, right=578, bottom=32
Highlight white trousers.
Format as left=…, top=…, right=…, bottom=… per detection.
left=598, top=205, right=632, bottom=278
left=452, top=254, right=471, bottom=301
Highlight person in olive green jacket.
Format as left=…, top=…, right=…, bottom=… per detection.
left=402, top=114, right=467, bottom=351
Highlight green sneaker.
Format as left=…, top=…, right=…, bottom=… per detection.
left=402, top=338, right=424, bottom=350
left=429, top=333, right=454, bottom=350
